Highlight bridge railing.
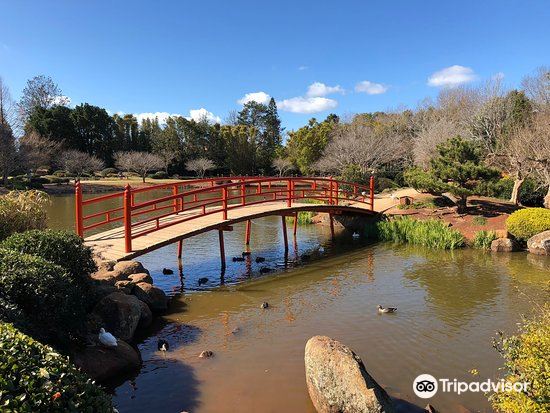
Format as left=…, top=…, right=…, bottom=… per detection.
left=75, top=176, right=374, bottom=252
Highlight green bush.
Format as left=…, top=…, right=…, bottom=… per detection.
left=152, top=170, right=168, bottom=179
left=506, top=208, right=550, bottom=241
left=0, top=249, right=87, bottom=345
left=0, top=230, right=97, bottom=282
left=376, top=217, right=465, bottom=249
left=43, top=175, right=70, bottom=185
left=286, top=211, right=315, bottom=225
left=99, top=167, right=118, bottom=178
left=0, top=322, right=113, bottom=412
left=0, top=191, right=50, bottom=241
left=473, top=230, right=497, bottom=249
left=403, top=167, right=446, bottom=194
left=490, top=304, right=550, bottom=413
left=475, top=178, right=545, bottom=207
left=52, top=170, right=67, bottom=177
left=473, top=216, right=487, bottom=226
left=375, top=177, right=399, bottom=193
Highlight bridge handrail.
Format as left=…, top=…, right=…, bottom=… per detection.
left=75, top=176, right=374, bottom=252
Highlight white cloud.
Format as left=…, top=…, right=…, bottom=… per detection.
left=354, top=80, right=388, bottom=95
left=277, top=96, right=338, bottom=114
left=187, top=108, right=221, bottom=124
left=133, top=112, right=181, bottom=124
left=428, top=65, right=477, bottom=88
left=298, top=65, right=308, bottom=71
left=51, top=95, right=71, bottom=106
left=237, top=91, right=271, bottom=105
left=306, top=82, right=345, bottom=97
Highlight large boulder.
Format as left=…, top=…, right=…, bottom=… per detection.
left=128, top=272, right=153, bottom=284
left=91, top=270, right=126, bottom=285
left=92, top=292, right=142, bottom=341
left=133, top=282, right=168, bottom=312
left=73, top=339, right=141, bottom=382
left=137, top=299, right=153, bottom=329
left=491, top=238, right=519, bottom=253
left=114, top=261, right=149, bottom=278
left=305, top=336, right=395, bottom=413
left=527, top=230, right=550, bottom=255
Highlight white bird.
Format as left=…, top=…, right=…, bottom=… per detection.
left=352, top=232, right=360, bottom=239
left=361, top=191, right=368, bottom=197
left=319, top=246, right=325, bottom=253
left=98, top=328, right=117, bottom=347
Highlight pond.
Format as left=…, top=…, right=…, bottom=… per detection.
left=48, top=193, right=550, bottom=412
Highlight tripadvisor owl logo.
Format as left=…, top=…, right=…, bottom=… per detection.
left=413, top=374, right=438, bottom=398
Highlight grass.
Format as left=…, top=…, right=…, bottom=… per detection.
left=473, top=230, right=497, bottom=249
left=376, top=217, right=465, bottom=250
left=473, top=216, right=488, bottom=226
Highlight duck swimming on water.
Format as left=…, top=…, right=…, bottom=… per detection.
left=377, top=305, right=397, bottom=314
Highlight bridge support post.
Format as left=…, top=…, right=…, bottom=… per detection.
left=370, top=176, right=375, bottom=211
left=293, top=212, right=298, bottom=239
left=75, top=181, right=84, bottom=237
left=123, top=184, right=133, bottom=252
left=245, top=220, right=251, bottom=245
left=218, top=229, right=226, bottom=271
left=177, top=239, right=183, bottom=259
left=281, top=215, right=289, bottom=254
left=329, top=213, right=335, bottom=240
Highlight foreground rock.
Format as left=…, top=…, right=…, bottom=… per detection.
left=527, top=230, right=550, bottom=255
left=305, top=336, right=396, bottom=413
left=133, top=282, right=168, bottom=312
left=92, top=292, right=143, bottom=341
left=114, top=261, right=150, bottom=277
left=491, top=238, right=519, bottom=253
left=74, top=339, right=141, bottom=382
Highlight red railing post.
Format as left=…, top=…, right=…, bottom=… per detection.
left=222, top=187, right=228, bottom=220
left=241, top=179, right=246, bottom=205
left=329, top=176, right=334, bottom=205
left=75, top=181, right=84, bottom=237
left=335, top=181, right=339, bottom=206
left=287, top=179, right=292, bottom=207
left=172, top=184, right=179, bottom=213
left=123, top=184, right=133, bottom=252
left=370, top=175, right=375, bottom=211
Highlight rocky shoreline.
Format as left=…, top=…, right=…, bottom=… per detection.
left=73, top=260, right=168, bottom=382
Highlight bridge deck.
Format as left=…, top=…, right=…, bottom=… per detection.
left=85, top=197, right=397, bottom=262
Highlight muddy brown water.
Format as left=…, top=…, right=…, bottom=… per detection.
left=48, top=194, right=549, bottom=413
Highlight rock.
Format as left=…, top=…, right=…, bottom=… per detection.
left=92, top=292, right=143, bottom=341
left=137, top=299, right=153, bottom=329
left=115, top=280, right=134, bottom=294
left=305, top=336, right=395, bottom=413
left=114, top=261, right=149, bottom=278
left=128, top=272, right=153, bottom=284
left=133, top=282, right=168, bottom=312
left=96, top=260, right=115, bottom=273
left=91, top=270, right=126, bottom=285
left=88, top=284, right=118, bottom=306
left=73, top=339, right=141, bottom=382
left=491, top=238, right=519, bottom=253
left=425, top=404, right=439, bottom=413
left=199, top=350, right=213, bottom=358
left=527, top=230, right=550, bottom=255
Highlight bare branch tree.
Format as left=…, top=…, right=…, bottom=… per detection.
left=413, top=118, right=466, bottom=168
left=18, top=131, right=62, bottom=174
left=272, top=157, right=294, bottom=176
left=61, top=150, right=105, bottom=180
left=156, top=149, right=179, bottom=173
left=521, top=66, right=550, bottom=110
left=185, top=157, right=216, bottom=178
left=19, top=75, right=69, bottom=118
left=0, top=77, right=20, bottom=132
left=114, top=151, right=164, bottom=183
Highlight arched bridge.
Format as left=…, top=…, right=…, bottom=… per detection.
left=76, top=176, right=390, bottom=264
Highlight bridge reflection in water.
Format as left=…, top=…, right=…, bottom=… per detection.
left=76, top=176, right=380, bottom=267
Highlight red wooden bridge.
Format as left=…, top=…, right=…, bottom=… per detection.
left=76, top=176, right=380, bottom=265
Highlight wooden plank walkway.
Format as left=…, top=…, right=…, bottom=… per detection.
left=85, top=189, right=414, bottom=262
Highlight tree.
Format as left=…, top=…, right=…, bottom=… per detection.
left=19, top=75, right=68, bottom=118
left=61, top=150, right=105, bottom=179
left=25, top=105, right=78, bottom=149
left=272, top=157, right=294, bottom=177
left=0, top=77, right=20, bottom=133
left=18, top=131, right=62, bottom=173
left=430, top=137, right=500, bottom=212
left=286, top=115, right=339, bottom=174
left=521, top=66, right=550, bottom=110
left=71, top=104, right=117, bottom=164
left=0, top=123, right=17, bottom=185
left=114, top=151, right=163, bottom=183
left=185, top=158, right=216, bottom=178
left=220, top=125, right=257, bottom=175
left=413, top=118, right=466, bottom=168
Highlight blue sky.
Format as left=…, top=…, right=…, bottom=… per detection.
left=1, top=0, right=548, bottom=131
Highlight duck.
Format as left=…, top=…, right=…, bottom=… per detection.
left=242, top=251, right=252, bottom=256
left=98, top=328, right=117, bottom=347
left=318, top=246, right=325, bottom=254
left=255, top=256, right=266, bottom=263
left=352, top=232, right=360, bottom=239
left=198, top=277, right=209, bottom=286
left=157, top=339, right=169, bottom=352
left=361, top=190, right=368, bottom=197
left=377, top=305, right=397, bottom=314
left=232, top=256, right=245, bottom=262
left=259, top=266, right=272, bottom=274
left=162, top=268, right=174, bottom=275
left=199, top=350, right=214, bottom=358
left=260, top=302, right=269, bottom=309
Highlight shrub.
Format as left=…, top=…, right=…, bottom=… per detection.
left=473, top=216, right=487, bottom=226
left=397, top=200, right=436, bottom=210
left=0, top=230, right=97, bottom=282
left=43, top=175, right=70, bottom=185
left=0, top=191, right=50, bottom=241
left=0, top=249, right=87, bottom=345
left=152, top=170, right=168, bottom=179
left=0, top=322, right=113, bottom=412
left=475, top=178, right=545, bottom=207
left=99, top=167, right=118, bottom=178
left=286, top=211, right=315, bottom=225
left=490, top=304, right=550, bottom=413
left=376, top=217, right=465, bottom=249
left=52, top=170, right=67, bottom=177
left=473, top=230, right=497, bottom=249
left=506, top=208, right=550, bottom=241
left=375, top=177, right=399, bottom=193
